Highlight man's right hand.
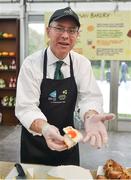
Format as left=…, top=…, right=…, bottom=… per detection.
left=42, top=123, right=67, bottom=151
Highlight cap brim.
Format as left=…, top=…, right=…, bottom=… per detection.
left=52, top=15, right=80, bottom=28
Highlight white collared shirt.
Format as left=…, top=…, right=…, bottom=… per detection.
left=15, top=47, right=103, bottom=133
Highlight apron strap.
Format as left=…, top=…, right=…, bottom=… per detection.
left=43, top=48, right=47, bottom=79
left=69, top=53, right=74, bottom=78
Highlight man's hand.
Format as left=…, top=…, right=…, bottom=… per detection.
left=42, top=123, right=67, bottom=151
left=83, top=113, right=115, bottom=148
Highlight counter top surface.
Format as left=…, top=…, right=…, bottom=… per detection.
left=0, top=161, right=97, bottom=179
left=0, top=161, right=14, bottom=178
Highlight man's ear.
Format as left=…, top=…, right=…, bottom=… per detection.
left=46, top=27, right=50, bottom=37
left=77, top=30, right=80, bottom=37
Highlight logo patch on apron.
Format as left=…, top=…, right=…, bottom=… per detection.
left=48, top=90, right=67, bottom=103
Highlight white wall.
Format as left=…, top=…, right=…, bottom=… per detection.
left=26, top=2, right=131, bottom=13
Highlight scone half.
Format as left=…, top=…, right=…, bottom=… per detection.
left=63, top=126, right=83, bottom=149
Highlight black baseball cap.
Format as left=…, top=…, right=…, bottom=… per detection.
left=48, top=7, right=80, bottom=28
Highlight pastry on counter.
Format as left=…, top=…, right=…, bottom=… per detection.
left=97, top=159, right=131, bottom=179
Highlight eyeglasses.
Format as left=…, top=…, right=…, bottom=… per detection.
left=49, top=26, right=79, bottom=35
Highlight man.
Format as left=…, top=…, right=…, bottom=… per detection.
left=120, top=62, right=128, bottom=83
left=15, top=7, right=114, bottom=166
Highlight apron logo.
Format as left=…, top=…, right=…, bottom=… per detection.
left=48, top=90, right=68, bottom=103
left=48, top=90, right=57, bottom=101
left=49, top=90, right=57, bottom=97
left=58, top=94, right=66, bottom=100
left=63, top=90, right=67, bottom=95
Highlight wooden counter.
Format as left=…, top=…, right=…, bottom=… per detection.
left=0, top=161, right=96, bottom=179
left=0, top=161, right=14, bottom=178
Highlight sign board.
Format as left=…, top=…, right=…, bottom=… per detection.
left=44, top=11, right=131, bottom=60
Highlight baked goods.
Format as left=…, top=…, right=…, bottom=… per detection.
left=97, top=159, right=131, bottom=179
left=63, top=126, right=83, bottom=149
left=9, top=52, right=16, bottom=57
left=127, top=30, right=131, bottom=38
left=97, top=175, right=107, bottom=179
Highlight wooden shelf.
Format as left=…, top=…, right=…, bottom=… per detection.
left=0, top=105, right=15, bottom=109
left=0, top=18, right=19, bottom=126
left=0, top=56, right=16, bottom=58
left=0, top=87, right=16, bottom=90
left=0, top=37, right=16, bottom=40
left=0, top=69, right=16, bottom=72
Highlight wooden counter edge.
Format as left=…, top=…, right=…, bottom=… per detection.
left=0, top=161, right=97, bottom=179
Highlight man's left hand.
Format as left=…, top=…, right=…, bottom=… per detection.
left=83, top=113, right=115, bottom=148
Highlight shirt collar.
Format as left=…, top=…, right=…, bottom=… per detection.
left=47, top=47, right=70, bottom=66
